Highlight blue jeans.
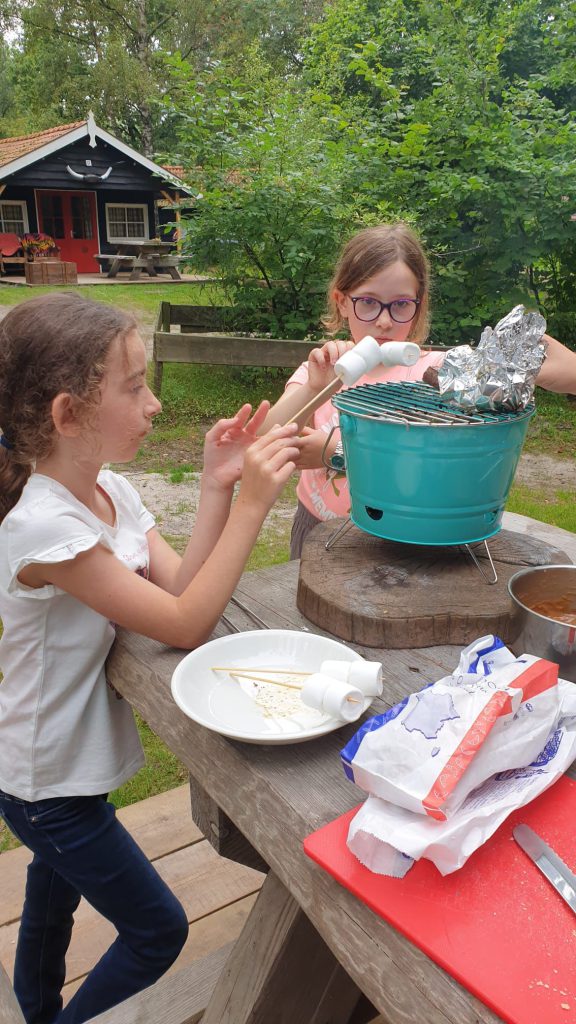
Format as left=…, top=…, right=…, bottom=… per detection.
left=0, top=791, right=189, bottom=1024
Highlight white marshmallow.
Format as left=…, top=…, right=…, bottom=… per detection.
left=379, top=341, right=420, bottom=367
left=300, top=672, right=365, bottom=722
left=322, top=680, right=365, bottom=722
left=320, top=659, right=352, bottom=682
left=334, top=336, right=421, bottom=388
left=301, top=672, right=333, bottom=709
left=334, top=336, right=382, bottom=385
left=320, top=659, right=383, bottom=697
left=348, top=661, right=383, bottom=697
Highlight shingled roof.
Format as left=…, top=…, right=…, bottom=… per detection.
left=0, top=116, right=191, bottom=192
left=0, top=122, right=85, bottom=168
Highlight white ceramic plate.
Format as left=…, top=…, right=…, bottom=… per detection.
left=171, top=629, right=371, bottom=744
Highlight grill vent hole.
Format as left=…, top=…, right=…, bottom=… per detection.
left=366, top=507, right=383, bottom=521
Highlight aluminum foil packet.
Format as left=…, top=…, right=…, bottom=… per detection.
left=437, top=305, right=547, bottom=412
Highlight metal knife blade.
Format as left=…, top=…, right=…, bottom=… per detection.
left=513, top=824, right=576, bottom=915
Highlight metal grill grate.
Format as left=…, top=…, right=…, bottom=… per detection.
left=332, top=381, right=532, bottom=426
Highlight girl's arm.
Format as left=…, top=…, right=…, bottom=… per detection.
left=259, top=339, right=354, bottom=432
left=536, top=335, right=576, bottom=394
left=18, top=425, right=300, bottom=649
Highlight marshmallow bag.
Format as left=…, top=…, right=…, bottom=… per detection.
left=340, top=635, right=576, bottom=875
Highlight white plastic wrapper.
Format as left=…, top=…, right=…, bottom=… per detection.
left=341, top=636, right=560, bottom=821
left=340, top=637, right=576, bottom=877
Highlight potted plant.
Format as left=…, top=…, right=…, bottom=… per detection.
left=20, top=233, right=60, bottom=261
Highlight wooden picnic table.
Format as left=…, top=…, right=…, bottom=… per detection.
left=96, top=241, right=181, bottom=280
left=106, top=517, right=576, bottom=1024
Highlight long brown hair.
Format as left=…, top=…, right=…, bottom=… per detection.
left=0, top=292, right=137, bottom=522
left=324, top=222, right=431, bottom=342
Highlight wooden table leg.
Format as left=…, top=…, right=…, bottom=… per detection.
left=200, top=870, right=366, bottom=1024
left=189, top=773, right=269, bottom=874
left=106, top=257, right=121, bottom=277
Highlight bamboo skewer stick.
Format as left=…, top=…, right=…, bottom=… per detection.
left=211, top=667, right=311, bottom=676
left=279, top=378, right=343, bottom=431
left=229, top=671, right=303, bottom=691
left=228, top=671, right=362, bottom=704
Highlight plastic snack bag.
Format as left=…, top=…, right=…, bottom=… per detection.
left=347, top=679, right=576, bottom=876
left=340, top=636, right=576, bottom=876
left=341, top=636, right=559, bottom=821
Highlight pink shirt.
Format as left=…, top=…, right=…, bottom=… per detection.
left=287, top=350, right=445, bottom=520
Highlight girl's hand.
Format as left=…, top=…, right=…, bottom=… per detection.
left=293, top=426, right=333, bottom=470
left=202, top=401, right=271, bottom=490
left=237, top=423, right=300, bottom=513
left=307, top=339, right=355, bottom=392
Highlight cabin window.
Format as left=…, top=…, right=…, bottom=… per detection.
left=39, top=194, right=65, bottom=239
left=0, top=201, right=28, bottom=236
left=105, top=204, right=148, bottom=242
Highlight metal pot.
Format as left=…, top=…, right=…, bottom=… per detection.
left=508, top=565, right=576, bottom=681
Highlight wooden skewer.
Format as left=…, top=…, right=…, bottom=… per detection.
left=280, top=377, right=343, bottom=431
left=211, top=667, right=311, bottom=676
left=229, top=672, right=361, bottom=704
left=229, top=671, right=302, bottom=691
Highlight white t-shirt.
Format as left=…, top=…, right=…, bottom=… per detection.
left=0, top=470, right=155, bottom=800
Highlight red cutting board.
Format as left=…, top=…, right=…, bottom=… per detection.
left=304, top=776, right=576, bottom=1024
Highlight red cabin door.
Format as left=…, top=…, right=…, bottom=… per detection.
left=36, top=190, right=99, bottom=273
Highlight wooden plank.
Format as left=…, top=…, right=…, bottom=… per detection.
left=201, top=871, right=364, bottom=1024
left=154, top=333, right=316, bottom=367
left=0, top=961, right=24, bottom=1024
left=63, top=894, right=258, bottom=1002
left=189, top=774, right=269, bottom=873
left=0, top=786, right=200, bottom=928
left=0, top=840, right=263, bottom=983
left=84, top=943, right=233, bottom=1024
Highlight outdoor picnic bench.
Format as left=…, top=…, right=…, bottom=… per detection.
left=152, top=301, right=318, bottom=393
left=101, top=513, right=576, bottom=1024
left=95, top=244, right=183, bottom=281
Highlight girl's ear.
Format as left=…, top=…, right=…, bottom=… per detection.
left=333, top=289, right=349, bottom=320
left=51, top=393, right=83, bottom=437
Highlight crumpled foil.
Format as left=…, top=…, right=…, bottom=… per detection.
left=437, top=305, right=547, bottom=412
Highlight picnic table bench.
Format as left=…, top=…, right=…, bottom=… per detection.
left=94, top=245, right=183, bottom=281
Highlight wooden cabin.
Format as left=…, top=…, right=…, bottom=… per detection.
left=0, top=113, right=192, bottom=274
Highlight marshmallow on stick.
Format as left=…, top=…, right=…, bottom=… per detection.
left=282, top=337, right=420, bottom=430
left=321, top=659, right=383, bottom=697
left=300, top=673, right=365, bottom=722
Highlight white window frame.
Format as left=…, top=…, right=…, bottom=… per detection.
left=0, top=200, right=29, bottom=236
left=104, top=203, right=149, bottom=243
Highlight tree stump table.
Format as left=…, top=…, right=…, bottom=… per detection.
left=297, top=520, right=572, bottom=648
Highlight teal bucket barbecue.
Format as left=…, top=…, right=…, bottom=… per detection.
left=332, top=381, right=534, bottom=547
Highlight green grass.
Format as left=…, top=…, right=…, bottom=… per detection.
left=0, top=280, right=227, bottom=327
left=524, top=389, right=576, bottom=458
left=507, top=484, right=576, bottom=534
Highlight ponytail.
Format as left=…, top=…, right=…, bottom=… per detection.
left=0, top=447, right=31, bottom=523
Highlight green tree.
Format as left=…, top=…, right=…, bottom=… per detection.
left=304, top=0, right=576, bottom=342
left=168, top=49, right=355, bottom=337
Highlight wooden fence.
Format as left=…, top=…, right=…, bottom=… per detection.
left=152, top=303, right=318, bottom=394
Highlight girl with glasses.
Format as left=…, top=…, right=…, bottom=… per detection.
left=261, top=222, right=441, bottom=556
left=261, top=221, right=576, bottom=559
